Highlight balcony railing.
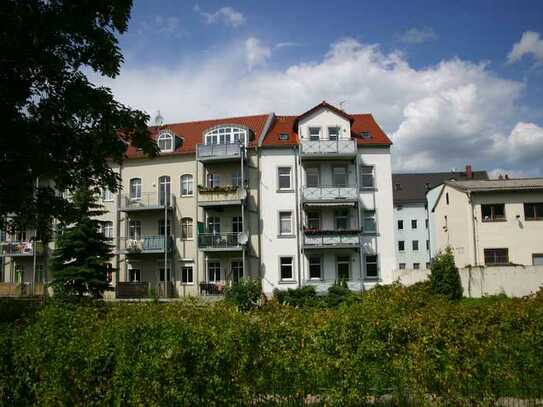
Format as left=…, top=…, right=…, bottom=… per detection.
left=198, top=233, right=241, bottom=250
left=303, top=185, right=357, bottom=201
left=120, top=192, right=174, bottom=211
left=0, top=241, right=44, bottom=257
left=303, top=231, right=360, bottom=248
left=300, top=139, right=357, bottom=157
left=198, top=186, right=245, bottom=205
left=197, top=143, right=243, bottom=161
left=120, top=236, right=173, bottom=254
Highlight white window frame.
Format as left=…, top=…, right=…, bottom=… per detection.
left=207, top=216, right=220, bottom=234
left=279, top=256, right=294, bottom=281
left=306, top=166, right=320, bottom=188
left=363, top=210, right=377, bottom=233
left=181, top=265, right=194, bottom=285
left=279, top=211, right=293, bottom=236
left=102, top=188, right=113, bottom=202
left=365, top=255, right=379, bottom=279
left=328, top=126, right=339, bottom=141
left=232, top=216, right=243, bottom=234
left=336, top=255, right=351, bottom=281
left=332, top=166, right=348, bottom=187
left=103, top=221, right=113, bottom=239
left=128, top=268, right=141, bottom=282
left=181, top=217, right=193, bottom=240
left=277, top=167, right=292, bottom=191
left=207, top=173, right=220, bottom=188
left=308, top=127, right=321, bottom=141
left=360, top=166, right=375, bottom=189
left=180, top=174, right=193, bottom=197
left=308, top=255, right=322, bottom=280
left=130, top=178, right=142, bottom=200
left=128, top=220, right=141, bottom=240
left=335, top=209, right=350, bottom=231
left=204, top=126, right=247, bottom=146
left=306, top=211, right=321, bottom=230
left=157, top=131, right=174, bottom=152
left=208, top=261, right=221, bottom=283
left=232, top=171, right=242, bottom=187
left=231, top=259, right=243, bottom=282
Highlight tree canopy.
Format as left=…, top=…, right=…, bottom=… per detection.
left=0, top=0, right=158, bottom=239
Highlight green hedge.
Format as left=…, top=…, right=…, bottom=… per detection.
left=1, top=285, right=542, bottom=406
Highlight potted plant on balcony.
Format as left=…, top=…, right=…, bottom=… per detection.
left=198, top=185, right=239, bottom=194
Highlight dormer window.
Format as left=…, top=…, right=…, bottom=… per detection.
left=309, top=127, right=320, bottom=141
left=361, top=131, right=370, bottom=139
left=205, top=126, right=248, bottom=146
left=158, top=131, right=174, bottom=152
left=279, top=133, right=289, bottom=141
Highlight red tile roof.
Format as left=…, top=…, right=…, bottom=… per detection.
left=293, top=101, right=354, bottom=129
left=125, top=114, right=270, bottom=158
left=125, top=102, right=391, bottom=159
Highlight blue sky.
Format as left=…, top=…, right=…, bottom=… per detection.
left=96, top=0, right=543, bottom=176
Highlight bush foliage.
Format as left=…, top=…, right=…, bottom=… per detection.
left=1, top=285, right=542, bottom=405
left=430, top=247, right=463, bottom=300
left=224, top=279, right=262, bottom=311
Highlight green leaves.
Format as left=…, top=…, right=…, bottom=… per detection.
left=430, top=247, right=464, bottom=300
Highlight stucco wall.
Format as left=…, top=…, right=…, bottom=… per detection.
left=393, top=203, right=431, bottom=269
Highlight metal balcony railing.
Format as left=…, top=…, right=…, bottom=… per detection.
left=120, top=192, right=174, bottom=210
left=198, top=186, right=245, bottom=204
left=303, top=185, right=358, bottom=201
left=0, top=241, right=44, bottom=256
left=198, top=232, right=241, bottom=249
left=303, top=231, right=360, bottom=247
left=300, top=139, right=357, bottom=157
left=120, top=236, right=173, bottom=254
left=197, top=143, right=243, bottom=161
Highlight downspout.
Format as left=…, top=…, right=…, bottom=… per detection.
left=469, top=191, right=478, bottom=267
left=294, top=145, right=302, bottom=288
left=241, top=144, right=246, bottom=282
left=355, top=150, right=364, bottom=287
left=115, top=163, right=122, bottom=296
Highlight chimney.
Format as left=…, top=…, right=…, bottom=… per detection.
left=465, top=164, right=473, bottom=179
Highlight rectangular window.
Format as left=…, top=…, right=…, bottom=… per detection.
left=328, top=126, right=339, bottom=141
left=231, top=171, right=242, bottom=187
left=231, top=261, right=243, bottom=283
left=337, top=256, right=350, bottom=280
left=159, top=268, right=171, bottom=282
left=279, top=211, right=293, bottom=235
left=335, top=209, right=350, bottom=230
left=524, top=202, right=543, bottom=220
left=426, top=240, right=430, bottom=251
left=425, top=219, right=429, bottom=229
left=309, top=127, right=320, bottom=141
left=306, top=211, right=321, bottom=230
left=129, top=220, right=141, bottom=240
left=130, top=179, right=142, bottom=200
left=278, top=167, right=292, bottom=190
left=128, top=268, right=141, bottom=282
left=306, top=167, right=320, bottom=187
left=208, top=262, right=221, bottom=282
left=158, top=219, right=171, bottom=236
left=207, top=217, right=220, bottom=234
left=412, top=240, right=419, bottom=251
left=399, top=263, right=406, bottom=270
left=332, top=167, right=347, bottom=187
left=446, top=193, right=449, bottom=205
left=280, top=257, right=294, bottom=280
left=207, top=173, right=220, bottom=188
left=426, top=262, right=431, bottom=269
left=102, top=188, right=113, bottom=202
left=0, top=229, right=5, bottom=242
left=413, top=263, right=420, bottom=270
left=533, top=254, right=543, bottom=266
left=309, top=256, right=321, bottom=280
left=182, top=266, right=193, bottom=284
left=481, top=204, right=505, bottom=221
left=397, top=220, right=403, bottom=230
left=181, top=218, right=193, bottom=239
left=181, top=175, right=193, bottom=196
left=363, top=210, right=376, bottom=233
left=366, top=255, right=378, bottom=278
left=398, top=241, right=405, bottom=251
left=103, top=222, right=113, bottom=239
left=411, top=219, right=417, bottom=229
left=232, top=216, right=243, bottom=234
left=360, top=166, right=374, bottom=189
left=484, top=248, right=509, bottom=265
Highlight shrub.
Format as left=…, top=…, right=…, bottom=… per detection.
left=430, top=247, right=463, bottom=300
left=273, top=285, right=320, bottom=307
left=224, top=279, right=262, bottom=311
left=325, top=281, right=355, bottom=307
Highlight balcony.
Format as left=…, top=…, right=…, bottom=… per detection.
left=198, top=233, right=242, bottom=251
left=198, top=186, right=246, bottom=207
left=120, top=236, right=173, bottom=255
left=303, top=230, right=360, bottom=249
left=119, top=192, right=175, bottom=212
left=197, top=143, right=244, bottom=162
left=303, top=185, right=358, bottom=203
left=0, top=241, right=44, bottom=257
left=300, top=139, right=357, bottom=160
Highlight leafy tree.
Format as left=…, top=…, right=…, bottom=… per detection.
left=429, top=247, right=463, bottom=300
left=0, top=0, right=158, bottom=240
left=50, top=187, right=113, bottom=298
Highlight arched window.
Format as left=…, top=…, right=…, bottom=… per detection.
left=130, top=178, right=142, bottom=200
left=181, top=217, right=193, bottom=239
left=157, top=131, right=174, bottom=152
left=180, top=174, right=193, bottom=197
left=103, top=221, right=113, bottom=239
left=204, top=126, right=248, bottom=146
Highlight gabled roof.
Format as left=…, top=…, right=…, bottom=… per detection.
left=292, top=101, right=354, bottom=129
left=125, top=114, right=270, bottom=158
left=393, top=170, right=489, bottom=205
left=445, top=178, right=543, bottom=193
left=261, top=115, right=298, bottom=147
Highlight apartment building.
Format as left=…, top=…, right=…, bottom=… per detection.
left=432, top=178, right=543, bottom=267
left=0, top=101, right=396, bottom=297
left=392, top=167, right=488, bottom=271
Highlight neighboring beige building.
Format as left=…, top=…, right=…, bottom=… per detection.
left=432, top=178, right=543, bottom=267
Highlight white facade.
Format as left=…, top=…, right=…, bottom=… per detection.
left=393, top=204, right=431, bottom=271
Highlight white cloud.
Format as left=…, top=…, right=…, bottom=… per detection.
left=245, top=37, right=271, bottom=70
left=275, top=42, right=302, bottom=49
left=508, top=31, right=543, bottom=64
left=399, top=27, right=438, bottom=44
left=91, top=37, right=542, bottom=176
left=194, top=4, right=245, bottom=28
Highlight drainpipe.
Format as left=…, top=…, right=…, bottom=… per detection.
left=355, top=153, right=364, bottom=288
left=469, top=192, right=478, bottom=267
left=294, top=146, right=302, bottom=288
left=241, top=144, right=246, bottom=282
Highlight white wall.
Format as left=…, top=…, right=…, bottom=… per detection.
left=394, top=203, right=431, bottom=270
left=394, top=265, right=543, bottom=298
left=298, top=107, right=351, bottom=140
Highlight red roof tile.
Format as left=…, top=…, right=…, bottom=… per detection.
left=350, top=114, right=392, bottom=146
left=261, top=115, right=298, bottom=147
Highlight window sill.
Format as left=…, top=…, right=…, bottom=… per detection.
left=180, top=195, right=194, bottom=198
left=277, top=234, right=296, bottom=239
left=359, top=187, right=376, bottom=192
left=279, top=279, right=297, bottom=284
left=525, top=218, right=543, bottom=221
left=362, top=231, right=378, bottom=236
left=181, top=238, right=194, bottom=241
left=482, top=219, right=507, bottom=223
left=181, top=282, right=195, bottom=286
left=276, top=189, right=294, bottom=193
left=364, top=277, right=380, bottom=282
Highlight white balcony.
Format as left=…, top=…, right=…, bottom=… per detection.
left=303, top=231, right=360, bottom=249
left=198, top=186, right=246, bottom=207
left=300, top=139, right=357, bottom=159
left=303, top=186, right=358, bottom=202
left=197, top=143, right=243, bottom=162
left=120, top=192, right=175, bottom=212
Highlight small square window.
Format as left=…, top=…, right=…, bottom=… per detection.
left=361, top=131, right=370, bottom=139
left=426, top=262, right=431, bottom=269
left=328, top=127, right=339, bottom=141
left=279, top=133, right=289, bottom=141
left=309, top=127, right=321, bottom=140
left=413, top=263, right=420, bottom=270
left=399, top=263, right=406, bottom=270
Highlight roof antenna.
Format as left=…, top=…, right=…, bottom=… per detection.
left=154, top=110, right=164, bottom=127
left=339, top=100, right=346, bottom=111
